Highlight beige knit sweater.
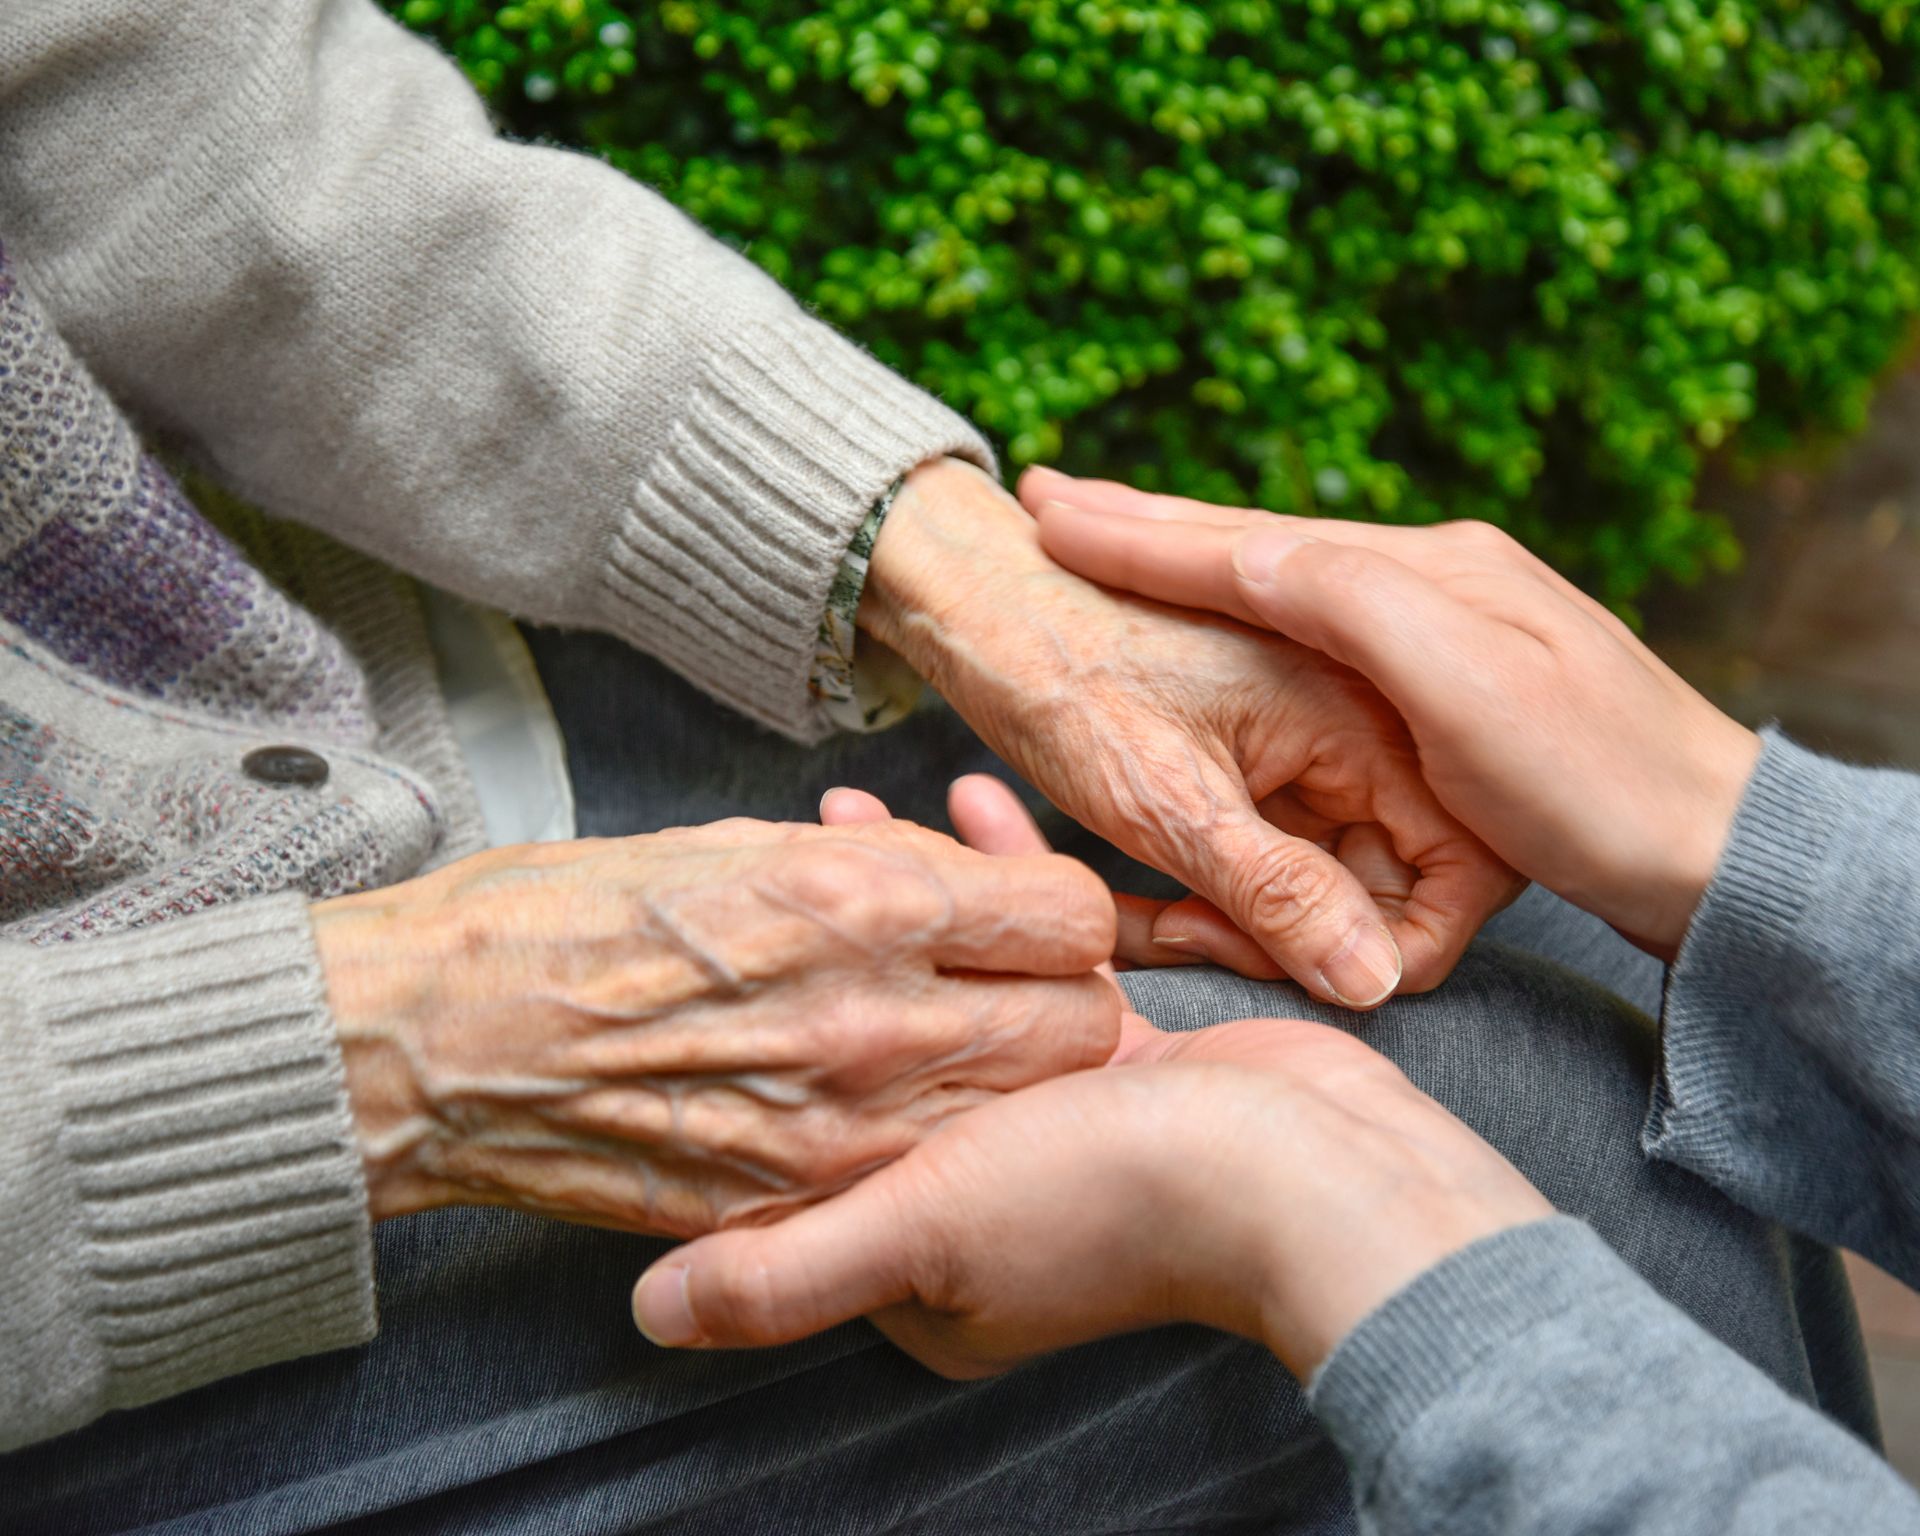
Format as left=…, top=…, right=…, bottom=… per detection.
left=0, top=0, right=988, bottom=1451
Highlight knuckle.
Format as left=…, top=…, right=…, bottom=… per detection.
left=1239, top=842, right=1347, bottom=939
left=1040, top=856, right=1118, bottom=965
left=804, top=988, right=897, bottom=1069
left=1444, top=519, right=1518, bottom=559
left=992, top=974, right=1121, bottom=1077
left=781, top=843, right=947, bottom=945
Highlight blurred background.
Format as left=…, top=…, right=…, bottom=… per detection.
left=386, top=0, right=1920, bottom=1476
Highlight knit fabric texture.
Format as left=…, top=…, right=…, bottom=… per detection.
left=0, top=240, right=474, bottom=944
left=0, top=0, right=991, bottom=1452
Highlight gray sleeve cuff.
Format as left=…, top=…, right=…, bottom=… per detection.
left=1647, top=728, right=1920, bottom=1279
left=599, top=313, right=992, bottom=745
left=1308, top=1214, right=1917, bottom=1534
left=1308, top=1216, right=1610, bottom=1497
left=3, top=895, right=376, bottom=1450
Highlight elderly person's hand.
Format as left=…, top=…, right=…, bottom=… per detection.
left=631, top=775, right=1541, bottom=1382
left=871, top=459, right=1519, bottom=1005
left=1025, top=472, right=1762, bottom=958
left=628, top=1010, right=1550, bottom=1379
left=311, top=819, right=1119, bottom=1235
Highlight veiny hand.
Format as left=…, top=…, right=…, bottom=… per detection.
left=629, top=1011, right=1551, bottom=1381
left=632, top=775, right=1546, bottom=1380
left=864, top=458, right=1519, bottom=1007
left=312, top=818, right=1119, bottom=1235
left=820, top=774, right=1163, bottom=1060
left=1026, top=469, right=1762, bottom=957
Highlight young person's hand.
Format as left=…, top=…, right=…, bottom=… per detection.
left=863, top=458, right=1520, bottom=1005
left=313, top=818, right=1118, bottom=1235
left=1025, top=470, right=1760, bottom=958
left=630, top=1008, right=1549, bottom=1381
left=629, top=776, right=1549, bottom=1379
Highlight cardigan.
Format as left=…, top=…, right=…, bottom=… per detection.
left=0, top=0, right=987, bottom=1450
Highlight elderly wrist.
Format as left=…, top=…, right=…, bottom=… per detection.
left=861, top=457, right=1052, bottom=669
left=312, top=896, right=450, bottom=1223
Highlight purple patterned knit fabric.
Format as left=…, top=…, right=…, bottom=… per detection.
left=0, top=241, right=443, bottom=942
left=0, top=246, right=372, bottom=736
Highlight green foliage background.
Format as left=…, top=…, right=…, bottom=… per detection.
left=392, top=0, right=1920, bottom=607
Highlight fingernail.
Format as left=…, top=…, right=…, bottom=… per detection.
left=1233, top=525, right=1315, bottom=586
left=633, top=1264, right=700, bottom=1347
left=1320, top=922, right=1403, bottom=1009
left=1153, top=933, right=1212, bottom=962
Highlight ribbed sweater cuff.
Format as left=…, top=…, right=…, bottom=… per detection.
left=601, top=313, right=994, bottom=744
left=23, top=895, right=375, bottom=1427
left=1644, top=730, right=1839, bottom=1178
left=1308, top=1216, right=1624, bottom=1501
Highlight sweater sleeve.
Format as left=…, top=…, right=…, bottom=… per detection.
left=1644, top=730, right=1920, bottom=1287
left=1309, top=1217, right=1920, bottom=1536
left=0, top=895, right=376, bottom=1452
left=0, top=0, right=992, bottom=743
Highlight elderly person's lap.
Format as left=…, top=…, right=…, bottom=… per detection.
left=2, top=640, right=1870, bottom=1535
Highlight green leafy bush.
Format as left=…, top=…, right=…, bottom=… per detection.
left=392, top=0, right=1920, bottom=607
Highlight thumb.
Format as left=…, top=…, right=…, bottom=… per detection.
left=633, top=1171, right=925, bottom=1350
left=1195, top=801, right=1405, bottom=1009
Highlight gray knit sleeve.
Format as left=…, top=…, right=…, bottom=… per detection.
left=1646, top=729, right=1920, bottom=1288
left=0, top=0, right=992, bottom=744
left=0, top=895, right=375, bottom=1452
left=1309, top=1217, right=1919, bottom=1536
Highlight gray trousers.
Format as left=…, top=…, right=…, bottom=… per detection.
left=3, top=633, right=1873, bottom=1535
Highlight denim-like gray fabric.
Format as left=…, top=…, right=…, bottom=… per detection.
left=1310, top=1219, right=1919, bottom=1535
left=0, top=646, right=1873, bottom=1532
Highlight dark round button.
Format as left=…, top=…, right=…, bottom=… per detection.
left=242, top=745, right=330, bottom=788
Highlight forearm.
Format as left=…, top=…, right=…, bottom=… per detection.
left=1309, top=1218, right=1918, bottom=1536
left=0, top=0, right=988, bottom=739
left=1647, top=731, right=1920, bottom=1285
left=0, top=898, right=375, bottom=1451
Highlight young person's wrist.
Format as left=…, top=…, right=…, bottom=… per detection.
left=1253, top=1199, right=1551, bottom=1379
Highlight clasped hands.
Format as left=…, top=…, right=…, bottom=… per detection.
left=626, top=461, right=1762, bottom=1383
left=318, top=454, right=1760, bottom=1385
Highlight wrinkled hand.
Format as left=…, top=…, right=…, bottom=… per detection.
left=312, top=818, right=1119, bottom=1235
left=628, top=777, right=1547, bottom=1380
left=1027, top=470, right=1761, bottom=956
left=819, top=774, right=1163, bottom=1061
left=862, top=458, right=1519, bottom=1006
left=630, top=1011, right=1549, bottom=1380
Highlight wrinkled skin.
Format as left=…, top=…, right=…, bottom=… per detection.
left=865, top=459, right=1521, bottom=1003
left=313, top=818, right=1119, bottom=1236
left=633, top=784, right=1549, bottom=1381
left=1025, top=470, right=1763, bottom=958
